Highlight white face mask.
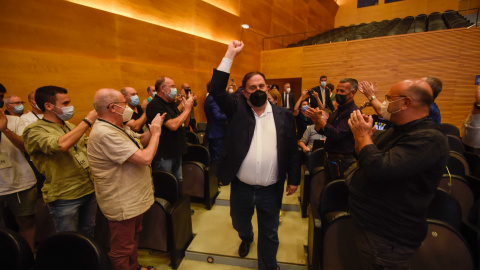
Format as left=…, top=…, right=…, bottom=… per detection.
left=286, top=88, right=291, bottom=93
left=114, top=104, right=134, bottom=122
left=380, top=98, right=404, bottom=121
left=52, top=104, right=75, bottom=121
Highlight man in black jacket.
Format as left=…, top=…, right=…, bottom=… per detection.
left=309, top=75, right=334, bottom=112
left=209, top=40, right=300, bottom=270
left=347, top=79, right=449, bottom=269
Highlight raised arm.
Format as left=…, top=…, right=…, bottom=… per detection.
left=359, top=81, right=382, bottom=117
left=128, top=112, right=166, bottom=166
left=125, top=100, right=148, bottom=132
left=163, top=94, right=193, bottom=131
left=0, top=111, right=25, bottom=152
left=57, top=110, right=97, bottom=152
left=293, top=90, right=308, bottom=116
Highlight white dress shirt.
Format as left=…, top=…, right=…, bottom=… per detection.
left=236, top=102, right=278, bottom=186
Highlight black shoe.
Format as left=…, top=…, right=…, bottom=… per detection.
left=238, top=241, right=251, bottom=258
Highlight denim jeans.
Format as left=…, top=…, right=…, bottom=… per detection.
left=151, top=156, right=183, bottom=183
left=47, top=192, right=97, bottom=238
left=230, top=178, right=280, bottom=270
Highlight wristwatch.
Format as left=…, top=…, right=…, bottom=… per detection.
left=369, top=96, right=376, bottom=101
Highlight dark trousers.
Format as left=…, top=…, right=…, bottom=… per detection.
left=354, top=224, right=418, bottom=270
left=208, top=137, right=224, bottom=163
left=230, top=178, right=280, bottom=270
left=324, top=155, right=356, bottom=184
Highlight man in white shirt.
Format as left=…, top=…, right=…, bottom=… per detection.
left=0, top=84, right=37, bottom=251
left=209, top=41, right=300, bottom=270
left=21, top=92, right=44, bottom=126
left=282, top=83, right=295, bottom=112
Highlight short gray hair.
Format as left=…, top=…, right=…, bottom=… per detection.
left=93, top=89, right=121, bottom=115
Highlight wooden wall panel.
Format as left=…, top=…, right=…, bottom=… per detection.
left=261, top=27, right=480, bottom=129
left=0, top=0, right=335, bottom=124
left=335, top=0, right=459, bottom=27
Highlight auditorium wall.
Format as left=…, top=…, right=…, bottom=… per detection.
left=261, top=27, right=480, bottom=128
left=0, top=0, right=337, bottom=123
left=335, top=0, right=460, bottom=27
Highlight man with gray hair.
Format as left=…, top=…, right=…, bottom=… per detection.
left=121, top=87, right=148, bottom=133
left=305, top=78, right=359, bottom=183
left=88, top=88, right=165, bottom=270
left=4, top=95, right=25, bottom=116
left=348, top=79, right=449, bottom=269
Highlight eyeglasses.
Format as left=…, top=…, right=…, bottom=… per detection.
left=385, top=95, right=406, bottom=101
left=107, top=102, right=127, bottom=108
left=9, top=101, right=25, bottom=105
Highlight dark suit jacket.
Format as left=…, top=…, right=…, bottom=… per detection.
left=309, top=85, right=334, bottom=112
left=210, top=69, right=300, bottom=207
left=204, top=94, right=227, bottom=139
left=281, top=92, right=295, bottom=112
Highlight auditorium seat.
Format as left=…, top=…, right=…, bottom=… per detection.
left=309, top=166, right=327, bottom=210
left=445, top=151, right=470, bottom=177
left=427, top=188, right=462, bottom=230
left=320, top=180, right=349, bottom=223
left=0, top=227, right=34, bottom=270
left=447, top=134, right=465, bottom=153
left=185, top=131, right=199, bottom=144
left=140, top=171, right=193, bottom=269
left=410, top=220, right=475, bottom=270
left=464, top=152, right=480, bottom=178
left=438, top=174, right=474, bottom=222
left=182, top=144, right=218, bottom=209
left=440, top=123, right=461, bottom=137
left=35, top=231, right=112, bottom=270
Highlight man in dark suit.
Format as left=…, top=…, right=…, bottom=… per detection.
left=281, top=83, right=295, bottom=112
left=210, top=40, right=300, bottom=270
left=309, top=75, right=335, bottom=112
left=204, top=80, right=227, bottom=164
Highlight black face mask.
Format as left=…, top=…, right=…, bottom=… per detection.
left=249, top=90, right=267, bottom=107
left=335, top=93, right=348, bottom=105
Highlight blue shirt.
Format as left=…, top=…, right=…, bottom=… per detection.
left=429, top=102, right=441, bottom=125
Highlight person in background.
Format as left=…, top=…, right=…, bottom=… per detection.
left=121, top=87, right=148, bottom=133
left=305, top=78, right=359, bottom=184
left=424, top=76, right=443, bottom=125
left=293, top=91, right=314, bottom=140
left=88, top=88, right=164, bottom=270
left=462, top=84, right=480, bottom=151
left=181, top=83, right=198, bottom=132
left=21, top=92, right=44, bottom=126
left=146, top=86, right=156, bottom=102
left=23, top=85, right=98, bottom=237
left=282, top=83, right=294, bottom=112
left=309, top=75, right=335, bottom=112
left=0, top=83, right=37, bottom=251
left=4, top=95, right=25, bottom=116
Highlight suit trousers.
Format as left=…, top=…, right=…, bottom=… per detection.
left=230, top=177, right=280, bottom=270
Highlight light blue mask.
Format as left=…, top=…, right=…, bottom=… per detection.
left=168, top=88, right=177, bottom=100
left=320, top=82, right=326, bottom=87
left=14, top=104, right=25, bottom=114
left=129, top=95, right=140, bottom=107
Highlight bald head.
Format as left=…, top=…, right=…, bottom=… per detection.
left=181, top=83, right=190, bottom=90
left=93, top=88, right=123, bottom=116
left=120, top=87, right=136, bottom=97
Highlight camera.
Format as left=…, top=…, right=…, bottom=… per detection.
left=185, top=88, right=191, bottom=95
left=308, top=90, right=314, bottom=96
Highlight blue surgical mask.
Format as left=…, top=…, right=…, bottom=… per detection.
left=302, top=105, right=309, bottom=112
left=14, top=104, right=24, bottom=114
left=320, top=82, right=326, bottom=87
left=168, top=88, right=177, bottom=100
left=51, top=104, right=75, bottom=121
left=129, top=95, right=139, bottom=107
